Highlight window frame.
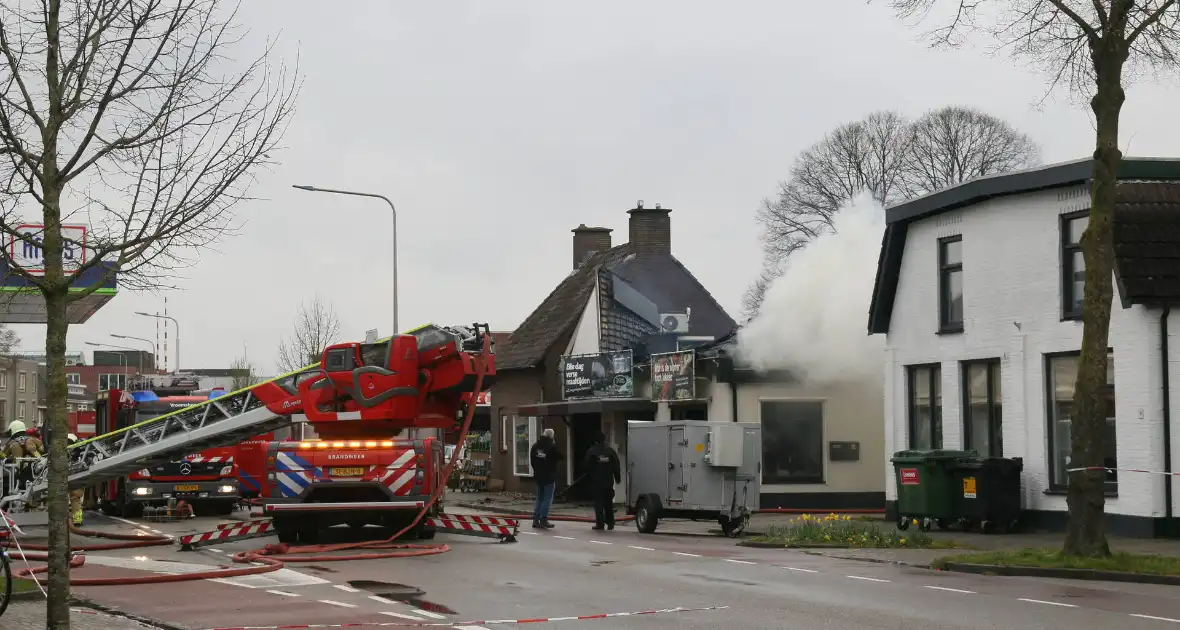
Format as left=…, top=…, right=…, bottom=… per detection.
left=759, top=399, right=826, bottom=484
left=17, top=401, right=25, bottom=420
left=66, top=373, right=80, bottom=385
left=512, top=415, right=538, bottom=477
left=17, top=372, right=26, bottom=392
left=1045, top=349, right=1117, bottom=493
left=907, top=363, right=943, bottom=449
left=0, top=372, right=7, bottom=389
left=1060, top=210, right=1089, bottom=320
left=937, top=235, right=964, bottom=333
left=961, top=359, right=1003, bottom=457
left=98, top=373, right=127, bottom=391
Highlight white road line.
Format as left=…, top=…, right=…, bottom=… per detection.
left=724, top=559, right=756, bottom=565
left=413, top=610, right=447, bottom=619
left=318, top=600, right=357, bottom=608
left=380, top=612, right=424, bottom=621
left=332, top=585, right=360, bottom=593
left=1018, top=598, right=1076, bottom=608
left=518, top=531, right=539, bottom=535
left=210, top=549, right=225, bottom=554
left=369, top=596, right=400, bottom=605
left=553, top=536, right=576, bottom=540
left=266, top=590, right=300, bottom=598
left=1131, top=614, right=1180, bottom=623
left=846, top=575, right=890, bottom=583
left=923, top=586, right=974, bottom=594
left=782, top=567, right=818, bottom=573
left=673, top=552, right=701, bottom=557
left=453, top=626, right=491, bottom=630
left=628, top=546, right=655, bottom=551
left=588, top=540, right=612, bottom=545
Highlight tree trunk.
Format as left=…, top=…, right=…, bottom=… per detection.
left=1063, top=48, right=1127, bottom=558
left=44, top=288, right=72, bottom=630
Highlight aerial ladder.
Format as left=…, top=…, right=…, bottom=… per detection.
left=0, top=324, right=494, bottom=522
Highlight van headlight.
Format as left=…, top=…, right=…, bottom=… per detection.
left=133, top=487, right=152, bottom=496
left=219, top=465, right=234, bottom=476
left=217, top=485, right=236, bottom=494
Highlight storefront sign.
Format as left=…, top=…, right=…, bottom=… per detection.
left=650, top=350, right=695, bottom=401
left=560, top=351, right=633, bottom=399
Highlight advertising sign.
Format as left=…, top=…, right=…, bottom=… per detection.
left=650, top=350, right=695, bottom=401
left=899, top=468, right=920, bottom=485
left=8, top=224, right=88, bottom=275
left=560, top=351, right=633, bottom=400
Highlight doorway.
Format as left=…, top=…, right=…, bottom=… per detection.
left=566, top=413, right=601, bottom=501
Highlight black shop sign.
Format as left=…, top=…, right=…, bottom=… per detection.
left=560, top=351, right=634, bottom=400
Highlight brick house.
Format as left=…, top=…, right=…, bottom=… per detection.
left=490, top=203, right=737, bottom=495
left=868, top=157, right=1180, bottom=536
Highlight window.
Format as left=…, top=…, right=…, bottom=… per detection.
left=0, top=372, right=7, bottom=390
left=1061, top=211, right=1088, bottom=319
left=30, top=377, right=35, bottom=395
left=938, top=236, right=964, bottom=332
left=37, top=408, right=44, bottom=424
left=1048, top=351, right=1116, bottom=491
left=0, top=406, right=7, bottom=422
left=499, top=413, right=509, bottom=453
left=17, top=401, right=25, bottom=420
left=907, top=364, right=943, bottom=449
left=963, top=360, right=1002, bottom=457
left=17, top=372, right=26, bottom=392
left=760, top=401, right=824, bottom=483
left=66, top=373, right=80, bottom=385
left=98, top=373, right=127, bottom=391
left=512, top=415, right=538, bottom=476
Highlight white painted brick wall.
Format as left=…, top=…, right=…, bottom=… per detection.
left=882, top=185, right=1170, bottom=518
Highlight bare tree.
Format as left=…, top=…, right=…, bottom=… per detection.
left=741, top=264, right=782, bottom=322
left=885, top=0, right=1180, bottom=557
left=0, top=1, right=298, bottom=623
left=0, top=325, right=20, bottom=356
left=229, top=353, right=260, bottom=391
left=276, top=296, right=342, bottom=374
left=902, top=106, right=1041, bottom=195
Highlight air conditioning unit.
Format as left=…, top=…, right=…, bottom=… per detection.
left=659, top=312, right=689, bottom=333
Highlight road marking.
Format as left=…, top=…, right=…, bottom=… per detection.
left=318, top=600, right=357, bottom=608
left=628, top=546, right=655, bottom=551
left=589, top=540, right=612, bottom=545
left=210, top=549, right=225, bottom=554
left=1018, top=598, right=1076, bottom=608
left=923, top=586, right=974, bottom=594
left=453, top=626, right=490, bottom=630
left=724, top=559, right=756, bottom=565
left=332, top=584, right=360, bottom=593
left=266, top=590, right=300, bottom=598
left=1131, top=614, right=1180, bottom=623
left=846, top=575, right=890, bottom=583
left=518, top=531, right=539, bottom=535
left=369, top=596, right=401, bottom=605
left=413, top=609, right=447, bottom=619
left=673, top=552, right=701, bottom=557
left=554, top=536, right=576, bottom=540
left=782, top=566, right=818, bottom=573
left=380, top=611, right=424, bottom=620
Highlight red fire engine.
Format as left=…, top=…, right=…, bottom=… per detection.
left=248, top=323, right=495, bottom=544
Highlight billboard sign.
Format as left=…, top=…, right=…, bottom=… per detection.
left=560, top=350, right=633, bottom=400
left=650, top=350, right=695, bottom=401
left=8, top=224, right=88, bottom=275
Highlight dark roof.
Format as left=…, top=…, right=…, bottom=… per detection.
left=498, top=245, right=738, bottom=371
left=868, top=157, right=1180, bottom=334
left=1114, top=182, right=1180, bottom=307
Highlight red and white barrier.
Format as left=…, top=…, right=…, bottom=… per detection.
left=180, top=519, right=274, bottom=551
left=427, top=514, right=519, bottom=541
left=1066, top=466, right=1180, bottom=476
left=198, top=605, right=729, bottom=629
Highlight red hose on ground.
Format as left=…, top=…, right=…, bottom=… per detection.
left=489, top=513, right=635, bottom=523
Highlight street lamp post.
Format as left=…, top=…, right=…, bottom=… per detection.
left=135, top=312, right=180, bottom=372
left=85, top=342, right=131, bottom=389
left=111, top=334, right=157, bottom=371
left=292, top=185, right=398, bottom=334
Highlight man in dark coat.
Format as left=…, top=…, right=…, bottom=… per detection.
left=583, top=430, right=621, bottom=531
left=529, top=428, right=563, bottom=528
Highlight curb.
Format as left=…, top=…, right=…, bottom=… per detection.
left=799, top=550, right=931, bottom=569
left=937, top=561, right=1180, bottom=586
left=737, top=541, right=867, bottom=550
left=71, top=595, right=192, bottom=630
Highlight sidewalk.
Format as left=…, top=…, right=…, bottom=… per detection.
left=2, top=600, right=171, bottom=629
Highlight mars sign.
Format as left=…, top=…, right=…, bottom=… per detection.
left=0, top=224, right=117, bottom=324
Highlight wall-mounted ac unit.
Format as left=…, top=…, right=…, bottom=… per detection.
left=659, top=312, right=689, bottom=333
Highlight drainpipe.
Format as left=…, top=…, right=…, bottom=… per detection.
left=731, top=379, right=739, bottom=423
left=1162, top=307, right=1173, bottom=526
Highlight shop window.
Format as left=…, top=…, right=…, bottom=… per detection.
left=513, top=415, right=537, bottom=476
left=1047, top=351, right=1116, bottom=491
left=760, top=400, right=824, bottom=484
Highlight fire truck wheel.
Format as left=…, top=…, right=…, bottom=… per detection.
left=276, top=527, right=298, bottom=545
left=298, top=527, right=321, bottom=544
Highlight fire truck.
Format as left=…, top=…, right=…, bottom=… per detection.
left=248, top=323, right=495, bottom=544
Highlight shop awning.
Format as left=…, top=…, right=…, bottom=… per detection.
left=518, top=397, right=656, bottom=416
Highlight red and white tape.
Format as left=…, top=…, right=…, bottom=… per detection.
left=200, top=605, right=729, bottom=630
left=1066, top=466, right=1180, bottom=476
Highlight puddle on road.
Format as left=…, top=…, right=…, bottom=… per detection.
left=348, top=580, right=457, bottom=615
left=589, top=560, right=617, bottom=567
left=303, top=565, right=338, bottom=573
left=683, top=573, right=759, bottom=587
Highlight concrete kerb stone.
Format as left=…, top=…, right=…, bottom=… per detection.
left=69, top=595, right=190, bottom=630
left=937, top=561, right=1180, bottom=586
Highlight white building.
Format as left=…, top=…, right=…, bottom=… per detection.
left=868, top=157, right=1180, bottom=537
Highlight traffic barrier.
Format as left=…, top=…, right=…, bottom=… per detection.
left=1067, top=466, right=1180, bottom=476
left=427, top=513, right=518, bottom=542
left=180, top=519, right=275, bottom=550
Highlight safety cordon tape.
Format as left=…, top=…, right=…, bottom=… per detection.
left=198, top=605, right=729, bottom=630
left=1067, top=466, right=1180, bottom=476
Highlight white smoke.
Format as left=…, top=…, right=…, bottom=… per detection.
left=737, top=191, right=887, bottom=385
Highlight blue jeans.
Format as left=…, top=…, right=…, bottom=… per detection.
left=533, top=482, right=555, bottom=523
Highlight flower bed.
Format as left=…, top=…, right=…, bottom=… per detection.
left=748, top=513, right=950, bottom=549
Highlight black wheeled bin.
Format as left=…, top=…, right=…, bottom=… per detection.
left=891, top=449, right=974, bottom=532
left=953, top=456, right=1023, bottom=533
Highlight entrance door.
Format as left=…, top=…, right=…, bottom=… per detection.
left=668, top=426, right=685, bottom=504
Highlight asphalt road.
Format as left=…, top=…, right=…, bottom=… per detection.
left=47, top=509, right=1180, bottom=630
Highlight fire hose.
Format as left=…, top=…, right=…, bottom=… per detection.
left=11, top=347, right=492, bottom=585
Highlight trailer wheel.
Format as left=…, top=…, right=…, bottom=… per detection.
left=635, top=497, right=659, bottom=534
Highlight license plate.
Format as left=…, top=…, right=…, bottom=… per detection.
left=174, top=485, right=200, bottom=492
left=330, top=467, right=365, bottom=477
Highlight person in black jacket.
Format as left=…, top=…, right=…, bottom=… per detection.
left=529, top=428, right=563, bottom=529
left=583, top=430, right=621, bottom=531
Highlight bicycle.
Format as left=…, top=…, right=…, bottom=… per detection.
left=0, top=529, right=13, bottom=618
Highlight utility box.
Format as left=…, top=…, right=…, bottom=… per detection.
left=626, top=421, right=761, bottom=537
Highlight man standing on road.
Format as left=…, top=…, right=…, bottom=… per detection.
left=529, top=427, right=563, bottom=529
left=583, top=430, right=620, bottom=531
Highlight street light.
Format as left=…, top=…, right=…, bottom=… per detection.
left=86, top=342, right=133, bottom=389
left=136, top=312, right=179, bottom=372
left=292, top=184, right=398, bottom=333
left=111, top=334, right=157, bottom=371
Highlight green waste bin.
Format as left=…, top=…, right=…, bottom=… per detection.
left=891, top=449, right=976, bottom=532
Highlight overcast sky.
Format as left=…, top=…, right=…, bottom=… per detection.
left=11, top=0, right=1180, bottom=374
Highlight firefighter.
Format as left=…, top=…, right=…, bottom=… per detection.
left=66, top=434, right=85, bottom=526
left=4, top=420, right=43, bottom=458
left=582, top=430, right=621, bottom=531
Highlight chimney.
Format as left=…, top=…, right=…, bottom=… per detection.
left=571, top=224, right=613, bottom=269
left=627, top=201, right=671, bottom=254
